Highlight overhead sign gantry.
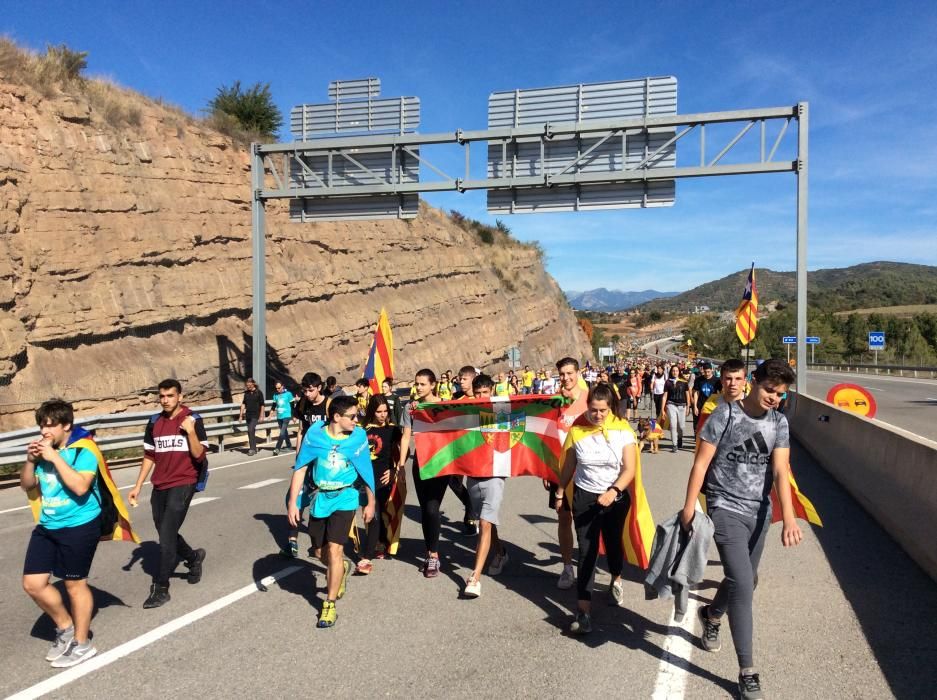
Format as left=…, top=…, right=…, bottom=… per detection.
left=250, top=76, right=808, bottom=394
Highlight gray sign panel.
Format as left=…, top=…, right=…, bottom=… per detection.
left=486, top=77, right=677, bottom=214
left=290, top=96, right=420, bottom=139
left=328, top=78, right=381, bottom=101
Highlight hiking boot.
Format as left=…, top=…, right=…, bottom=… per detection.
left=186, top=548, right=206, bottom=584
left=45, top=625, right=74, bottom=662
left=317, top=600, right=337, bottom=628
left=50, top=638, right=97, bottom=668
left=423, top=555, right=441, bottom=578
left=488, top=551, right=509, bottom=576
left=738, top=671, right=765, bottom=700
left=568, top=610, right=592, bottom=635
left=557, top=564, right=575, bottom=590
left=463, top=576, right=482, bottom=598
left=337, top=559, right=351, bottom=599
left=698, top=604, right=722, bottom=652
left=610, top=579, right=624, bottom=607
left=143, top=583, right=170, bottom=609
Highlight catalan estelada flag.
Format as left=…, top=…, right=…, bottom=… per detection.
left=412, top=396, right=569, bottom=481
left=362, top=308, right=395, bottom=395
left=28, top=426, right=140, bottom=543
left=383, top=469, right=407, bottom=555
left=735, top=263, right=759, bottom=345
left=770, top=470, right=823, bottom=526
left=560, top=414, right=656, bottom=569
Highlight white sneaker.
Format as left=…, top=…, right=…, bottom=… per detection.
left=488, top=551, right=509, bottom=576
left=463, top=576, right=481, bottom=598
left=610, top=578, right=624, bottom=606
left=557, top=564, right=576, bottom=590
left=50, top=638, right=97, bottom=668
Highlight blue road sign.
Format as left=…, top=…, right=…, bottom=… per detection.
left=806, top=336, right=821, bottom=344
left=868, top=331, right=886, bottom=350
left=782, top=336, right=797, bottom=344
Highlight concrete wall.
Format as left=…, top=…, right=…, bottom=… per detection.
left=788, top=393, right=937, bottom=582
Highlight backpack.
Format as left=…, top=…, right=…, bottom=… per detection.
left=149, top=412, right=210, bottom=492
left=76, top=447, right=118, bottom=539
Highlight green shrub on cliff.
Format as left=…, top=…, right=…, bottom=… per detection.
left=207, top=81, right=282, bottom=141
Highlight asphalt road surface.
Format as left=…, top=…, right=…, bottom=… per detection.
left=1, top=418, right=935, bottom=699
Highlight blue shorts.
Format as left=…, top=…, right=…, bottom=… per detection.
left=23, top=517, right=101, bottom=580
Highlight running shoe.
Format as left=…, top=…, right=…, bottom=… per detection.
left=738, top=671, right=765, bottom=700
left=463, top=576, right=482, bottom=598
left=355, top=559, right=373, bottom=575
left=186, top=548, right=206, bottom=584
left=50, top=638, right=97, bottom=668
left=45, top=625, right=74, bottom=662
left=423, top=555, right=441, bottom=578
left=698, top=604, right=722, bottom=652
left=272, top=449, right=279, bottom=456
left=568, top=611, right=592, bottom=635
left=557, top=564, right=576, bottom=590
left=337, top=559, right=351, bottom=599
left=317, top=600, right=337, bottom=628
left=610, top=579, right=624, bottom=607
left=488, top=551, right=509, bottom=576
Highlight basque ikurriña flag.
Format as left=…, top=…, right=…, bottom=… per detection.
left=413, top=396, right=570, bottom=482
left=735, top=263, right=759, bottom=345
left=362, top=308, right=395, bottom=395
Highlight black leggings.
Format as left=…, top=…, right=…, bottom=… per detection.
left=653, top=393, right=663, bottom=417
left=448, top=476, right=471, bottom=511
left=412, top=463, right=450, bottom=552
left=572, top=486, right=631, bottom=602
left=363, top=482, right=393, bottom=559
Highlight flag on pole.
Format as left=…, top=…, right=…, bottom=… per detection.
left=28, top=427, right=140, bottom=543
left=362, top=308, right=395, bottom=395
left=412, top=396, right=569, bottom=481
left=560, top=414, right=656, bottom=569
left=735, top=263, right=759, bottom=345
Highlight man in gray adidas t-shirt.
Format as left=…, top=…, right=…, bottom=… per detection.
left=679, top=359, right=803, bottom=700
left=699, top=397, right=790, bottom=517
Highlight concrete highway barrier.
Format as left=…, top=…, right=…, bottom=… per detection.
left=789, top=392, right=937, bottom=582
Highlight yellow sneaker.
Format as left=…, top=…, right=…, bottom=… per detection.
left=337, top=559, right=351, bottom=599
left=317, top=600, right=337, bottom=628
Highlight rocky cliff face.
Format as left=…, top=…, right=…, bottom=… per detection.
left=0, top=76, right=590, bottom=429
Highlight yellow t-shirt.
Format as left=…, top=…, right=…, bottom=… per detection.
left=522, top=371, right=535, bottom=388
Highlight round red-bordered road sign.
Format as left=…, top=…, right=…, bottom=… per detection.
left=826, top=383, right=877, bottom=418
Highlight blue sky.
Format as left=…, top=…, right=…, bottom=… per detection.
left=4, top=1, right=936, bottom=293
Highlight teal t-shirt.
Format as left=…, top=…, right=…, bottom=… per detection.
left=36, top=447, right=101, bottom=529
left=294, top=423, right=373, bottom=518
left=274, top=390, right=294, bottom=419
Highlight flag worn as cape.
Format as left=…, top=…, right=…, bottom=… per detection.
left=362, top=308, right=395, bottom=396
left=28, top=426, right=140, bottom=543
left=413, top=395, right=568, bottom=482
left=770, top=470, right=823, bottom=526
left=735, top=263, right=759, bottom=346
left=560, top=414, right=656, bottom=569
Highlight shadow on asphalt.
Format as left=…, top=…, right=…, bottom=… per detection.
left=29, top=583, right=130, bottom=642
left=120, top=540, right=198, bottom=582
left=250, top=553, right=318, bottom=606
left=790, top=440, right=937, bottom=696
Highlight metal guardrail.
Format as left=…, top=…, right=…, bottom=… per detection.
left=0, top=401, right=281, bottom=468
left=809, top=363, right=937, bottom=379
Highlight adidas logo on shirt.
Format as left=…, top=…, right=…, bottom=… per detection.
left=726, top=431, right=771, bottom=465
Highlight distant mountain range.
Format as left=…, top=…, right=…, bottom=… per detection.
left=565, top=288, right=680, bottom=311
left=634, top=261, right=937, bottom=313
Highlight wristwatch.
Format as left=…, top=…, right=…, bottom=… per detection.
left=607, top=485, right=623, bottom=496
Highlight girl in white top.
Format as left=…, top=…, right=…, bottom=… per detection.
left=557, top=383, right=637, bottom=635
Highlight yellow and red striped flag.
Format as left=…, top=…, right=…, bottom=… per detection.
left=735, top=263, right=759, bottom=345
left=362, top=308, right=395, bottom=395
left=770, top=470, right=823, bottom=526
left=383, top=469, right=408, bottom=555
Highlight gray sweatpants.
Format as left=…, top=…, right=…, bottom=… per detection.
left=709, top=506, right=770, bottom=669
left=666, top=403, right=686, bottom=446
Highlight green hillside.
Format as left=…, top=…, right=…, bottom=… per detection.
left=639, top=262, right=937, bottom=313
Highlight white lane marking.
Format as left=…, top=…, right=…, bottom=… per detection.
left=238, top=478, right=285, bottom=490
left=189, top=497, right=218, bottom=506
left=1, top=455, right=281, bottom=516
left=7, top=564, right=304, bottom=700
left=651, top=597, right=700, bottom=700
left=807, top=371, right=937, bottom=387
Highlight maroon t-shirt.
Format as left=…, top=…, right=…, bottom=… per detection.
left=143, top=406, right=209, bottom=490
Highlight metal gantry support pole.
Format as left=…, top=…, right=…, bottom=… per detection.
left=251, top=143, right=267, bottom=393
left=796, top=102, right=809, bottom=396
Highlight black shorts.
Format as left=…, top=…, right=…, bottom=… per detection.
left=308, top=509, right=356, bottom=550
left=23, top=518, right=101, bottom=580
left=546, top=487, right=572, bottom=513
